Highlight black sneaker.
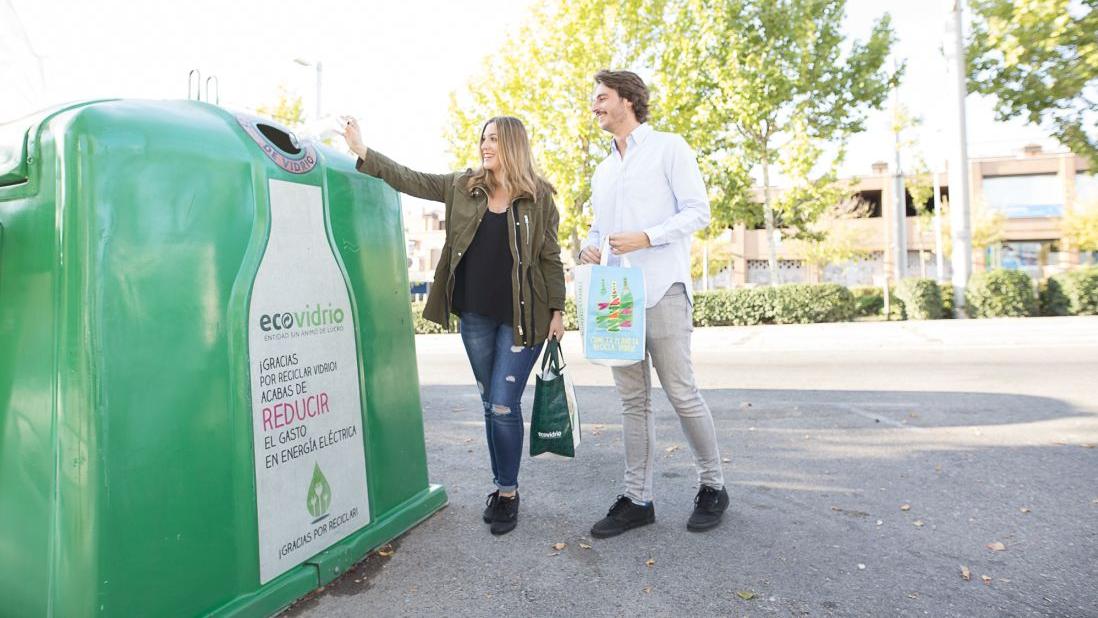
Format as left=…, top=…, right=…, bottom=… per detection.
left=489, top=492, right=520, bottom=535
left=687, top=485, right=729, bottom=531
left=483, top=490, right=499, bottom=524
left=590, top=496, right=655, bottom=539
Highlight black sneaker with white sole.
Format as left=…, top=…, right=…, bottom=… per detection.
left=686, top=485, right=729, bottom=531
left=590, top=495, right=655, bottom=538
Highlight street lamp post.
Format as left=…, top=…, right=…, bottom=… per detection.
left=944, top=1, right=973, bottom=316
left=293, top=58, right=323, bottom=122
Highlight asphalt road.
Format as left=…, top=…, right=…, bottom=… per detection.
left=285, top=317, right=1098, bottom=617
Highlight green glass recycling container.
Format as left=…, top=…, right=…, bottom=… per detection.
left=0, top=99, right=446, bottom=617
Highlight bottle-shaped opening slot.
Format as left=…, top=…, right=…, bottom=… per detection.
left=256, top=123, right=302, bottom=155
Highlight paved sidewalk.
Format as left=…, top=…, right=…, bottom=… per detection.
left=286, top=316, right=1098, bottom=617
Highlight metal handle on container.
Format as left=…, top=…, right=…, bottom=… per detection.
left=187, top=69, right=201, bottom=100
left=205, top=76, right=219, bottom=105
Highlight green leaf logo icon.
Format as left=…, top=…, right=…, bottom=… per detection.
left=306, top=463, right=332, bottom=518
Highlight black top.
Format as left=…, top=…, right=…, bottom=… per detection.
left=452, top=210, right=514, bottom=325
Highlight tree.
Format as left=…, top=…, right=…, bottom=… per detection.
left=1062, top=196, right=1098, bottom=255
left=939, top=196, right=1006, bottom=260
left=907, top=158, right=935, bottom=276
left=648, top=0, right=900, bottom=284
left=256, top=85, right=305, bottom=128
left=445, top=0, right=655, bottom=255
left=968, top=0, right=1098, bottom=166
left=795, top=194, right=872, bottom=272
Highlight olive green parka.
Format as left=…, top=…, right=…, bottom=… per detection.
left=356, top=150, right=566, bottom=347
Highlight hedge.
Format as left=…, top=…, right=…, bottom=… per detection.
left=965, top=269, right=1037, bottom=318
left=894, top=277, right=944, bottom=320
left=1040, top=267, right=1098, bottom=316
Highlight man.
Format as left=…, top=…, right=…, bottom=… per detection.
left=580, top=70, right=728, bottom=537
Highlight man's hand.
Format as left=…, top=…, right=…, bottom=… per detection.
left=608, top=231, right=651, bottom=255
left=579, top=245, right=602, bottom=264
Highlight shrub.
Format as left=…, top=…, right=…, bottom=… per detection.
left=1041, top=267, right=1098, bottom=316
left=965, top=269, right=1037, bottom=318
left=1039, top=276, right=1071, bottom=316
left=562, top=296, right=579, bottom=330
left=411, top=302, right=456, bottom=334
left=850, top=286, right=884, bottom=317
left=692, top=288, right=770, bottom=326
left=767, top=283, right=856, bottom=324
left=894, top=277, right=944, bottom=320
left=939, top=282, right=955, bottom=318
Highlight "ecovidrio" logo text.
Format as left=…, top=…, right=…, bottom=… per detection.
left=259, top=304, right=346, bottom=332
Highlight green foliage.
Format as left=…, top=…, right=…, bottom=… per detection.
left=256, top=85, right=305, bottom=128
left=448, top=0, right=900, bottom=262
left=850, top=285, right=884, bottom=317
left=444, top=0, right=654, bottom=254
left=940, top=281, right=955, bottom=318
left=894, top=277, right=944, bottom=320
left=691, top=288, right=772, bottom=326
left=965, top=269, right=1038, bottom=318
left=1041, top=266, right=1098, bottom=315
left=1062, top=198, right=1098, bottom=252
left=767, top=283, right=856, bottom=323
left=688, top=283, right=856, bottom=325
left=410, top=303, right=457, bottom=335
left=652, top=0, right=899, bottom=280
left=968, top=0, right=1098, bottom=167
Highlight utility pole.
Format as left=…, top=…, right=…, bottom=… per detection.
left=932, top=159, right=945, bottom=281
left=945, top=0, right=973, bottom=315
left=890, top=74, right=908, bottom=282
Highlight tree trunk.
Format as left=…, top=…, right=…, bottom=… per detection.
left=761, top=155, right=780, bottom=285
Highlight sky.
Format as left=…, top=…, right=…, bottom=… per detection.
left=2, top=0, right=1064, bottom=210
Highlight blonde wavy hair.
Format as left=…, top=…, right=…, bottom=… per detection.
left=466, top=116, right=554, bottom=200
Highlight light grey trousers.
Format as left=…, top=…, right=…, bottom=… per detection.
left=611, top=283, right=725, bottom=503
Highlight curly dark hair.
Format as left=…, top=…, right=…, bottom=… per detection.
left=594, top=70, right=649, bottom=123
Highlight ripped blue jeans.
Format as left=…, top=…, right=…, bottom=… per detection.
left=459, top=312, right=544, bottom=492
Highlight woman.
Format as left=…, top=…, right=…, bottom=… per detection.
left=340, top=115, right=566, bottom=535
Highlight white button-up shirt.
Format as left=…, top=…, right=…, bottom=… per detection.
left=582, top=123, right=710, bottom=308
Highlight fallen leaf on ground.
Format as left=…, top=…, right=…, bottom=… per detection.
left=961, top=566, right=971, bottom=581
left=642, top=586, right=652, bottom=594
left=665, top=445, right=679, bottom=454
left=981, top=575, right=992, bottom=585
left=645, top=558, right=656, bottom=567
left=736, top=591, right=756, bottom=601
left=913, top=520, right=925, bottom=527
left=552, top=543, right=566, bottom=551
left=579, top=543, right=592, bottom=549
left=377, top=545, right=395, bottom=557
left=900, top=504, right=911, bottom=511
left=986, top=541, right=1006, bottom=551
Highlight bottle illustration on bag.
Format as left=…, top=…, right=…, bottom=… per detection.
left=595, top=278, right=610, bottom=329
left=620, top=277, right=634, bottom=329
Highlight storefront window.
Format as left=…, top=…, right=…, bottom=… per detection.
left=983, top=174, right=1064, bottom=218
left=987, top=240, right=1061, bottom=278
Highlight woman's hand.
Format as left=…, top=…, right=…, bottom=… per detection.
left=548, top=310, right=565, bottom=342
left=338, top=116, right=368, bottom=160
